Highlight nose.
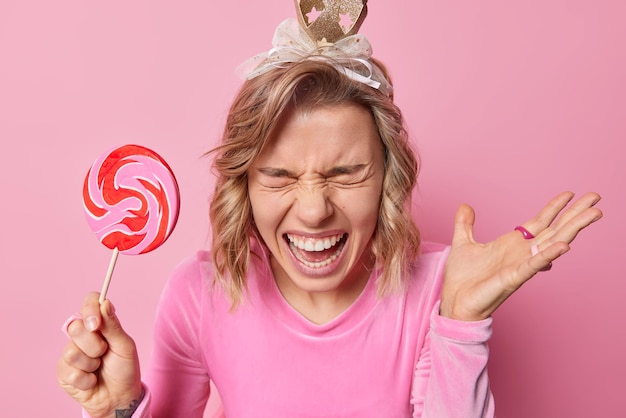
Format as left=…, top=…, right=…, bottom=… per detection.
left=295, top=185, right=334, bottom=227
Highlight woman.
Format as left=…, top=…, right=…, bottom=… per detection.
left=57, top=13, right=602, bottom=418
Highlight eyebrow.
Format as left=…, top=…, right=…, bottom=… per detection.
left=257, top=164, right=368, bottom=178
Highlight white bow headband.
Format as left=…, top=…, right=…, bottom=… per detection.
left=237, top=18, right=392, bottom=96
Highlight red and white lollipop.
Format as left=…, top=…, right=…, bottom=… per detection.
left=83, top=144, right=180, bottom=302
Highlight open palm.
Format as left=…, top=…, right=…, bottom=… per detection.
left=440, top=192, right=602, bottom=321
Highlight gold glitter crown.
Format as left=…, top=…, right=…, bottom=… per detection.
left=295, top=0, right=368, bottom=45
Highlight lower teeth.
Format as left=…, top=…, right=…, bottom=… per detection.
left=290, top=242, right=342, bottom=268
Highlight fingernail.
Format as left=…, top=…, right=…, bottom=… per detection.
left=85, top=316, right=98, bottom=332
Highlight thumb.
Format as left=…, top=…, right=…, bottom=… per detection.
left=98, top=299, right=136, bottom=356
left=452, top=204, right=476, bottom=246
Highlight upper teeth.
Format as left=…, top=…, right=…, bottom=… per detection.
left=287, top=233, right=344, bottom=252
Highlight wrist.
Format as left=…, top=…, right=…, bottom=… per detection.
left=439, top=299, right=488, bottom=322
left=113, top=387, right=145, bottom=418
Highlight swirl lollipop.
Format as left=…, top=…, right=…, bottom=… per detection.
left=83, top=144, right=180, bottom=303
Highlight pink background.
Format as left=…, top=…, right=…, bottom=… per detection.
left=1, top=1, right=624, bottom=416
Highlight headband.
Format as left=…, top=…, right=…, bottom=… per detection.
left=237, top=0, right=391, bottom=96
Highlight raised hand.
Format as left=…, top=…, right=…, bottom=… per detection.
left=440, top=191, right=602, bottom=321
left=57, top=293, right=143, bottom=418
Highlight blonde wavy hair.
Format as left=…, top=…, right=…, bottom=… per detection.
left=208, top=59, right=420, bottom=306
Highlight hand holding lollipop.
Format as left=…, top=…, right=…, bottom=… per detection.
left=57, top=144, right=180, bottom=416
left=83, top=144, right=180, bottom=302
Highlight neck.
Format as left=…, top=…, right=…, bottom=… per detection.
left=272, top=253, right=375, bottom=325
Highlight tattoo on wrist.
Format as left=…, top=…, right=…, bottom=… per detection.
left=115, top=388, right=145, bottom=418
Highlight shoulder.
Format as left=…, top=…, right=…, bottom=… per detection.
left=419, top=241, right=449, bottom=256
left=157, top=251, right=218, bottom=310
left=166, top=251, right=214, bottom=288
left=413, top=241, right=450, bottom=277
left=403, top=241, right=450, bottom=305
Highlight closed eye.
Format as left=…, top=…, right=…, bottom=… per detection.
left=256, top=167, right=298, bottom=189
left=327, top=164, right=370, bottom=185
left=255, top=164, right=372, bottom=188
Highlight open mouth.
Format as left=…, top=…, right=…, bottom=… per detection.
left=285, top=233, right=347, bottom=269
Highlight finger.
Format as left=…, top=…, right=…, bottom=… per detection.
left=524, top=191, right=575, bottom=234
left=98, top=299, right=137, bottom=358
left=548, top=192, right=602, bottom=232
left=57, top=355, right=98, bottom=392
left=62, top=341, right=102, bottom=373
left=518, top=241, right=570, bottom=280
left=451, top=204, right=476, bottom=246
left=542, top=205, right=603, bottom=246
left=81, top=292, right=104, bottom=332
left=66, top=318, right=109, bottom=359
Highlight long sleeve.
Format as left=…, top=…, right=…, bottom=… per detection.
left=411, top=301, right=495, bottom=417
left=82, top=254, right=216, bottom=418
left=147, top=254, right=212, bottom=417
left=102, top=254, right=212, bottom=418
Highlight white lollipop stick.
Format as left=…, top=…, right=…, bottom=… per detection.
left=99, top=248, right=119, bottom=304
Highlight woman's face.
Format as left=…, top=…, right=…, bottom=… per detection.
left=248, top=103, right=385, bottom=305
